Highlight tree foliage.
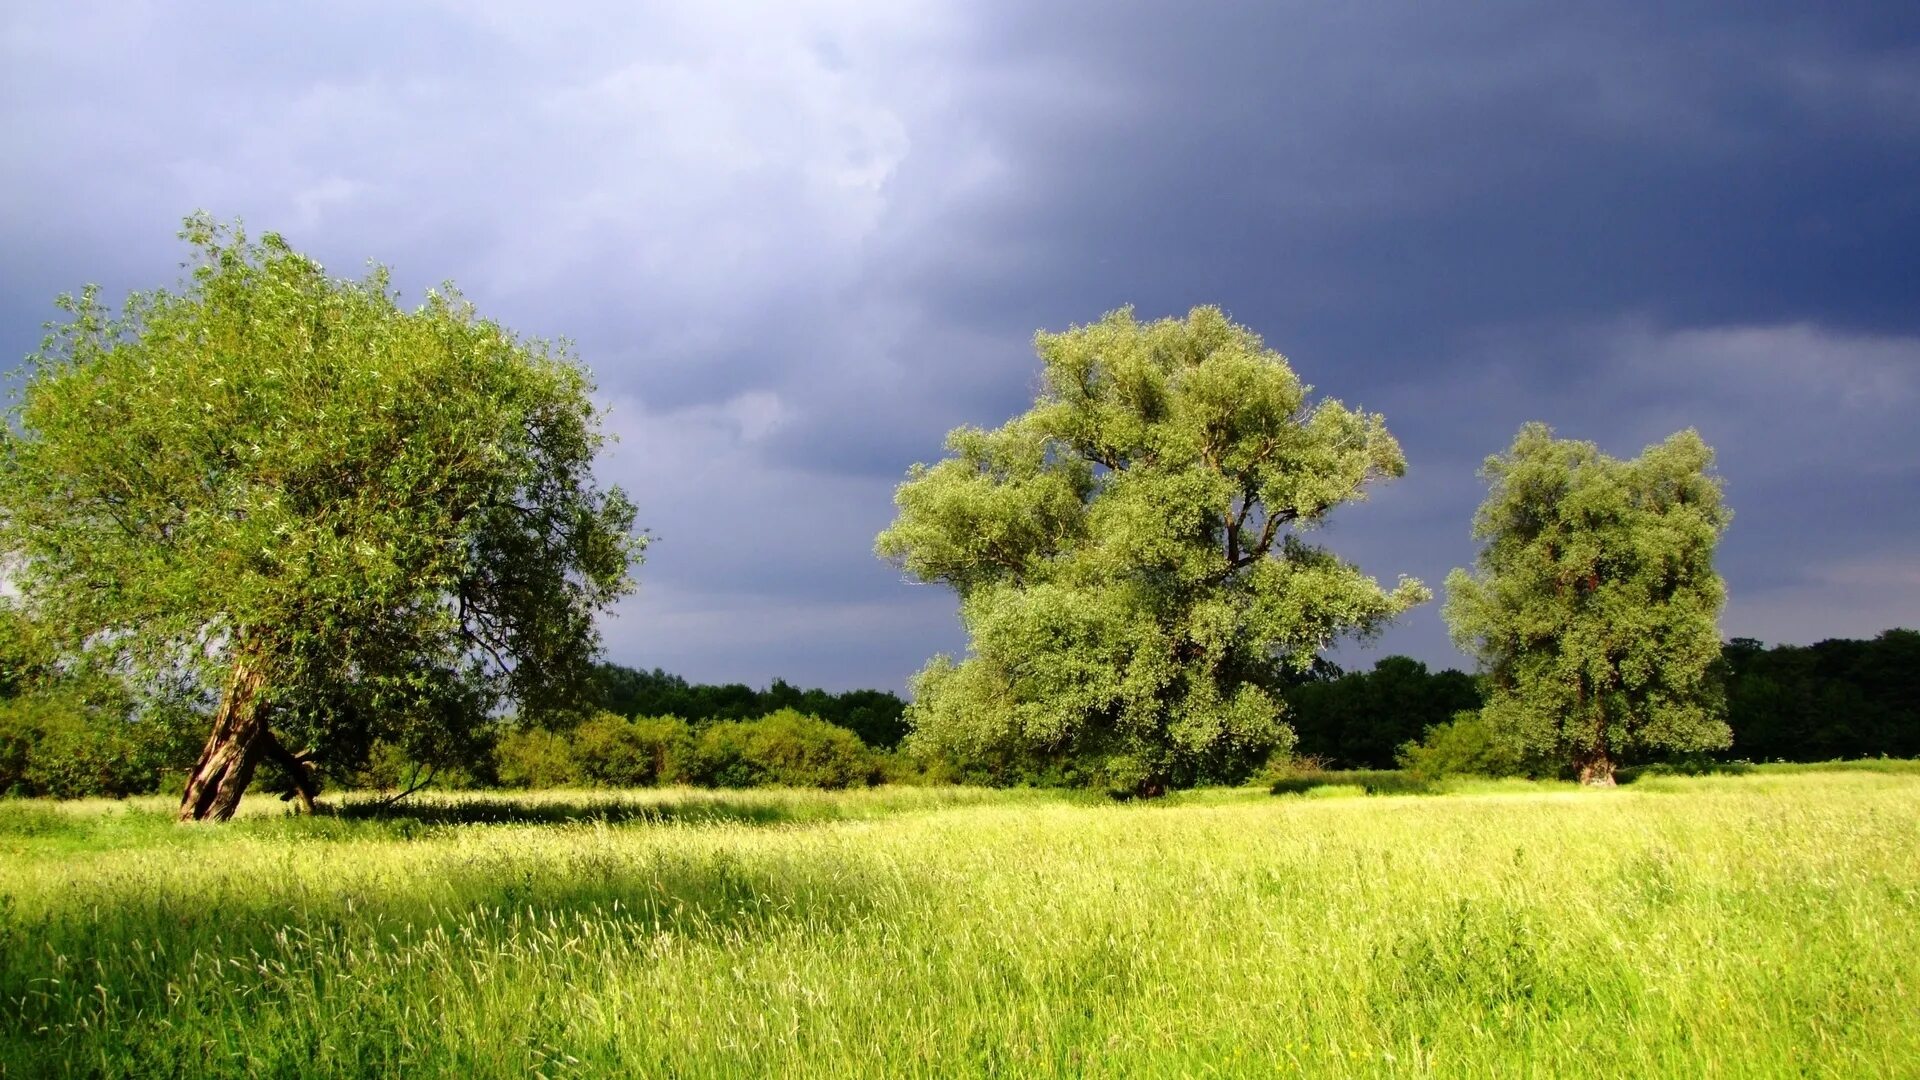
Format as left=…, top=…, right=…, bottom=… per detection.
left=1444, top=423, right=1730, bottom=784
left=877, top=306, right=1427, bottom=794
left=0, top=599, right=205, bottom=797
left=1721, top=630, right=1919, bottom=762
left=0, top=215, right=643, bottom=818
left=1285, top=655, right=1483, bottom=770
left=687, top=709, right=876, bottom=789
left=0, top=600, right=52, bottom=702
left=592, top=665, right=908, bottom=749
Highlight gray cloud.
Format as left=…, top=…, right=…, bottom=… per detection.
left=3, top=0, right=1915, bottom=690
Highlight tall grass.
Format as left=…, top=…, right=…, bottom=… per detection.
left=3, top=770, right=1917, bottom=1077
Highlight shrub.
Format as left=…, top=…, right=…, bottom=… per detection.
left=348, top=738, right=486, bottom=794
left=494, top=728, right=580, bottom=789
left=1397, top=710, right=1535, bottom=779
left=0, top=706, right=32, bottom=795
left=0, top=689, right=194, bottom=798
left=872, top=746, right=972, bottom=787
left=573, top=713, right=692, bottom=787
left=687, top=709, right=876, bottom=789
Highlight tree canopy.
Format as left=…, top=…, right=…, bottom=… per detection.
left=1444, top=423, right=1730, bottom=784
left=0, top=215, right=643, bottom=819
left=877, top=306, right=1427, bottom=794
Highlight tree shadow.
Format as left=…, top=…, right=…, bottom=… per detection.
left=1269, top=770, right=1443, bottom=797
left=2, top=829, right=905, bottom=1055
left=1616, top=761, right=1753, bottom=783
left=314, top=790, right=822, bottom=830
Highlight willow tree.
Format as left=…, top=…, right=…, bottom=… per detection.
left=0, top=216, right=643, bottom=820
left=1444, top=423, right=1730, bottom=785
left=877, top=306, right=1427, bottom=795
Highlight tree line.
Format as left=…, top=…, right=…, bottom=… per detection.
left=8, top=630, right=1908, bottom=799
left=591, top=665, right=907, bottom=749
left=1285, top=628, right=1919, bottom=772
left=0, top=643, right=908, bottom=798
left=0, top=217, right=1902, bottom=816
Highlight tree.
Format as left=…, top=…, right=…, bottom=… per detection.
left=0, top=215, right=643, bottom=820
left=1285, top=655, right=1483, bottom=769
left=1444, top=423, right=1730, bottom=785
left=1722, top=630, right=1920, bottom=762
left=876, top=306, right=1427, bottom=795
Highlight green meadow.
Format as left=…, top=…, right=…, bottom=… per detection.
left=5, top=766, right=1918, bottom=1078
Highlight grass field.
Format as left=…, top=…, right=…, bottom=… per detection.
left=4, top=766, right=1918, bottom=1077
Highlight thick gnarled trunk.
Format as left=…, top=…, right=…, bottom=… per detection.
left=1575, top=749, right=1617, bottom=787
left=178, top=654, right=270, bottom=822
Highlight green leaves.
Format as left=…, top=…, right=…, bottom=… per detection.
left=1445, top=424, right=1731, bottom=782
left=874, top=421, right=1091, bottom=592
left=878, top=306, right=1426, bottom=794
left=0, top=216, right=644, bottom=798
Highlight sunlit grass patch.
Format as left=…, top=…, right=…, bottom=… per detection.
left=4, top=767, right=1917, bottom=1077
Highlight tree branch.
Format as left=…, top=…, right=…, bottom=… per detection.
left=260, top=726, right=319, bottom=815
left=1246, top=508, right=1297, bottom=562
left=374, top=761, right=438, bottom=810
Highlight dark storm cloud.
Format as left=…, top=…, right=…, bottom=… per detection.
left=3, top=1, right=1915, bottom=689
left=874, top=1, right=1920, bottom=357
left=1326, top=319, right=1920, bottom=668
left=844, top=0, right=1920, bottom=675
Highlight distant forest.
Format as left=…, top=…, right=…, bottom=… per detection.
left=6, top=633, right=1910, bottom=800
left=590, top=665, right=910, bottom=750
left=1282, top=629, right=1919, bottom=770
left=588, top=629, right=1916, bottom=768
left=1719, top=632, right=1919, bottom=764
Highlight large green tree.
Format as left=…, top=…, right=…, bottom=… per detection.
left=877, top=306, right=1427, bottom=795
left=1444, top=423, right=1730, bottom=785
left=0, top=216, right=643, bottom=820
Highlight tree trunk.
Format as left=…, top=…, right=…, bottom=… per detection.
left=1573, top=684, right=1615, bottom=787
left=178, top=654, right=271, bottom=822
left=261, top=728, right=319, bottom=815
left=1575, top=749, right=1617, bottom=787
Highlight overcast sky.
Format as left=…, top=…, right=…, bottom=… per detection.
left=4, top=2, right=1916, bottom=691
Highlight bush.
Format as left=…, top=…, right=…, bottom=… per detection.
left=1397, top=710, right=1534, bottom=779
left=573, top=713, right=692, bottom=787
left=0, top=689, right=194, bottom=798
left=687, top=709, right=876, bottom=789
left=347, top=738, right=486, bottom=794
left=493, top=728, right=580, bottom=789
left=871, top=746, right=971, bottom=786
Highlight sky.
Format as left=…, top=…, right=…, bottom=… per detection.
left=3, top=2, right=1917, bottom=692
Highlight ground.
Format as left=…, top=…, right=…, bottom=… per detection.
left=3, top=765, right=1917, bottom=1077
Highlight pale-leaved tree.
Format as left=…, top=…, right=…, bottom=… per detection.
left=878, top=306, right=1426, bottom=794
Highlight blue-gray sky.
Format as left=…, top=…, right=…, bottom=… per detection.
left=4, top=1, right=1916, bottom=690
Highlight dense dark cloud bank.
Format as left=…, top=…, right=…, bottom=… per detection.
left=4, top=2, right=1916, bottom=690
